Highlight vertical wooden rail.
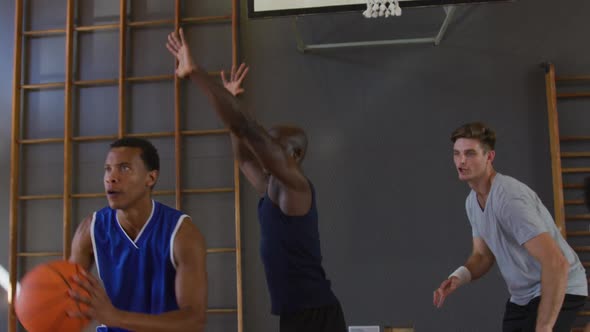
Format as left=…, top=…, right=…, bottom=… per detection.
left=9, top=0, right=24, bottom=330
left=231, top=1, right=243, bottom=331
left=544, top=63, right=566, bottom=237
left=174, top=0, right=182, bottom=210
left=118, top=0, right=127, bottom=138
left=63, top=0, right=75, bottom=259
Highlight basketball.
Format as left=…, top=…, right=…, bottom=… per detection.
left=14, top=260, right=90, bottom=332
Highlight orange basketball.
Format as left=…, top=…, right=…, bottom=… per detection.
left=14, top=260, right=91, bottom=332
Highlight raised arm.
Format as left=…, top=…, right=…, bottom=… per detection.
left=166, top=29, right=307, bottom=193
left=221, top=63, right=268, bottom=196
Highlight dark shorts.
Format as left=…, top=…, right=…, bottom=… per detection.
left=280, top=301, right=347, bottom=332
left=502, top=294, right=586, bottom=332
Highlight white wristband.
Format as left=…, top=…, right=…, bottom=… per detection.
left=449, top=266, right=471, bottom=286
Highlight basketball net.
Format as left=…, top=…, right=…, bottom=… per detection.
left=363, top=0, right=402, bottom=18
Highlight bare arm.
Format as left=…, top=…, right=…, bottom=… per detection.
left=70, top=219, right=208, bottom=332
left=166, top=29, right=307, bottom=192
left=464, top=237, right=495, bottom=280
left=523, top=232, right=569, bottom=332
left=230, top=133, right=268, bottom=196
left=69, top=215, right=94, bottom=271
left=221, top=64, right=268, bottom=196
left=433, top=237, right=495, bottom=308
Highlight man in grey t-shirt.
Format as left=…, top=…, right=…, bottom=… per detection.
left=432, top=122, right=587, bottom=332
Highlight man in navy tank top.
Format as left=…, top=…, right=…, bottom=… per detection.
left=68, top=137, right=208, bottom=332
left=166, top=29, right=346, bottom=332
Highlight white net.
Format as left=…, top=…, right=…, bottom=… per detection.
left=363, top=0, right=402, bottom=18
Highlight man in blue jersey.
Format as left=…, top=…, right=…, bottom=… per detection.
left=68, top=137, right=208, bottom=332
left=166, top=29, right=346, bottom=332
left=433, top=122, right=587, bottom=332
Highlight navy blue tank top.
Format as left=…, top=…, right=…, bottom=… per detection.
left=91, top=200, right=187, bottom=331
left=258, top=181, right=338, bottom=315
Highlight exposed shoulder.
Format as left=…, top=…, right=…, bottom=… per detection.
left=173, top=217, right=206, bottom=253
left=69, top=214, right=96, bottom=270
left=76, top=214, right=95, bottom=239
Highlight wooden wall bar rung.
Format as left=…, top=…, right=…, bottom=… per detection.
left=556, top=75, right=590, bottom=81
left=19, top=194, right=63, bottom=200
left=17, top=252, right=62, bottom=257
left=153, top=190, right=174, bottom=196
left=72, top=135, right=118, bottom=142
left=207, top=308, right=238, bottom=314
left=71, top=191, right=174, bottom=198
left=207, top=248, right=237, bottom=254
left=567, top=231, right=590, bottom=237
left=76, top=24, right=119, bottom=32
left=21, top=82, right=65, bottom=90
left=19, top=138, right=63, bottom=144
left=561, top=136, right=590, bottom=142
left=127, top=131, right=175, bottom=139
left=74, top=79, right=118, bottom=86
left=557, top=92, right=590, bottom=99
left=129, top=19, right=173, bottom=28
left=183, top=129, right=230, bottom=136
left=562, top=167, right=590, bottom=174
left=70, top=187, right=234, bottom=199
left=71, top=193, right=105, bottom=199
left=566, top=214, right=590, bottom=221
left=182, top=15, right=232, bottom=24
left=573, top=246, right=590, bottom=252
left=19, top=129, right=230, bottom=146
left=183, top=188, right=234, bottom=194
left=565, top=199, right=585, bottom=205
left=127, top=74, right=174, bottom=82
left=23, top=28, right=66, bottom=36
left=39, top=71, right=221, bottom=88
left=563, top=183, right=585, bottom=190
left=124, top=129, right=230, bottom=138
left=561, top=152, right=590, bottom=158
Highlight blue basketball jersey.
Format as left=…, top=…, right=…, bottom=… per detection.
left=91, top=200, right=187, bottom=332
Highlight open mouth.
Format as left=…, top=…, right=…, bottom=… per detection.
left=107, top=190, right=122, bottom=197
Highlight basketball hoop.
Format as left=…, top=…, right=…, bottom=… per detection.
left=363, top=0, right=402, bottom=18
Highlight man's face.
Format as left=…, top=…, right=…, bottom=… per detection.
left=453, top=138, right=494, bottom=182
left=103, top=147, right=156, bottom=210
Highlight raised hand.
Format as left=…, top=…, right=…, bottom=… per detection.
left=166, top=28, right=196, bottom=79
left=221, top=63, right=249, bottom=97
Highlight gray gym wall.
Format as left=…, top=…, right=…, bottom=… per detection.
left=1, top=0, right=590, bottom=331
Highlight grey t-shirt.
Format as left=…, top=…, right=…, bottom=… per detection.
left=465, top=173, right=587, bottom=305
